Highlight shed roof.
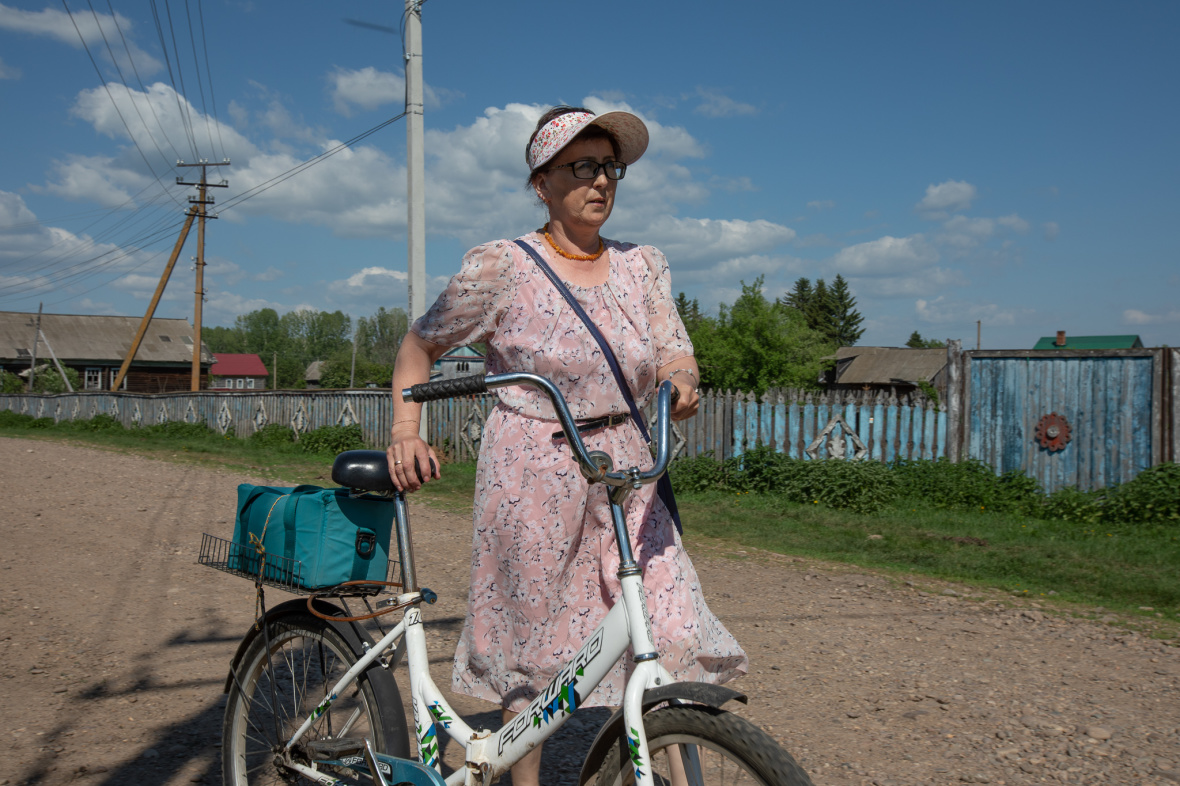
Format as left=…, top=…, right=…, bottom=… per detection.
left=0, top=311, right=210, bottom=364
left=831, top=346, right=946, bottom=385
left=1032, top=335, right=1143, bottom=350
left=210, top=353, right=268, bottom=376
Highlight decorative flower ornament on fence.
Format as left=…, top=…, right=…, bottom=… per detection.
left=156, top=402, right=169, bottom=425
left=186, top=400, right=200, bottom=424
left=71, top=399, right=81, bottom=420
left=337, top=401, right=359, bottom=428
left=253, top=402, right=268, bottom=431
left=131, top=402, right=142, bottom=426
left=460, top=407, right=486, bottom=456
left=290, top=401, right=308, bottom=438
left=217, top=401, right=234, bottom=434
left=806, top=414, right=869, bottom=460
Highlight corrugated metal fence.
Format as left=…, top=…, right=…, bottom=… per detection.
left=0, top=387, right=946, bottom=465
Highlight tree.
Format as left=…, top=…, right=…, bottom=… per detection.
left=827, top=275, right=865, bottom=346
left=695, top=277, right=836, bottom=394
left=356, top=307, right=409, bottom=366
left=780, top=275, right=865, bottom=346
left=906, top=331, right=946, bottom=349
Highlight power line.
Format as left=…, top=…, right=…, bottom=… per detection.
left=196, top=0, right=226, bottom=160
left=104, top=0, right=183, bottom=162
left=61, top=0, right=187, bottom=211
left=182, top=0, right=216, bottom=156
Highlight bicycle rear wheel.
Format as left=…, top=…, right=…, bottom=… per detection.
left=589, top=704, right=813, bottom=786
left=222, top=608, right=409, bottom=785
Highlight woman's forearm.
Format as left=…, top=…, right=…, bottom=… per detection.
left=390, top=331, right=449, bottom=434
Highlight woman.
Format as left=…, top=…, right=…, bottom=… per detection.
left=387, top=106, right=747, bottom=785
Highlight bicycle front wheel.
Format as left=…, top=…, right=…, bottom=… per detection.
left=222, top=608, right=409, bottom=785
left=590, top=704, right=814, bottom=786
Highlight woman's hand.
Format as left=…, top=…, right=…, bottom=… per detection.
left=387, top=424, right=441, bottom=492
left=670, top=379, right=699, bottom=421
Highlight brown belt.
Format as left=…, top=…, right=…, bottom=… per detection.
left=552, top=413, right=629, bottom=441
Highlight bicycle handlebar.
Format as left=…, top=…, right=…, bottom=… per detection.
left=402, top=372, right=675, bottom=488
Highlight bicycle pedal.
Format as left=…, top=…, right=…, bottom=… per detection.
left=305, top=737, right=365, bottom=759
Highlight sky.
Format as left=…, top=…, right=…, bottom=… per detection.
left=0, top=0, right=1177, bottom=349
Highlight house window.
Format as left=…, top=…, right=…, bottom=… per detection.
left=246, top=378, right=255, bottom=390
left=159, top=335, right=172, bottom=342
left=236, top=378, right=244, bottom=389
left=16, top=348, right=31, bottom=358
left=84, top=368, right=103, bottom=390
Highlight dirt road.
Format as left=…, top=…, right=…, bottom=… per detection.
left=2, top=436, right=1179, bottom=785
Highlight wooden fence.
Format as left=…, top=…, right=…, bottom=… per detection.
left=0, top=386, right=945, bottom=465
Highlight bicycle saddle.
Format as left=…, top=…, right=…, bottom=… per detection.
left=332, top=450, right=434, bottom=492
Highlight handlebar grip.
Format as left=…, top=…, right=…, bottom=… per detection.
left=405, top=374, right=488, bottom=403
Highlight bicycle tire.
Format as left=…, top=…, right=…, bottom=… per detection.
left=222, top=609, right=409, bottom=785
left=588, top=704, right=814, bottom=786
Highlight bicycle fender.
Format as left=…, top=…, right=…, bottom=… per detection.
left=576, top=682, right=748, bottom=786
left=222, top=597, right=376, bottom=694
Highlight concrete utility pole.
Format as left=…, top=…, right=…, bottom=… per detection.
left=405, top=0, right=426, bottom=322
left=178, top=161, right=230, bottom=391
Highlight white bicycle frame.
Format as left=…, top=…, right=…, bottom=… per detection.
left=279, top=373, right=683, bottom=786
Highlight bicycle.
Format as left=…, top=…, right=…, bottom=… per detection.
left=203, top=372, right=815, bottom=786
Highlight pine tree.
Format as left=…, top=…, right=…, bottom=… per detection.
left=828, top=274, right=865, bottom=346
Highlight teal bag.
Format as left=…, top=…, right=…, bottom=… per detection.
left=230, top=484, right=395, bottom=590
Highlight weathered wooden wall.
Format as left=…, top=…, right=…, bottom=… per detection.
left=945, top=346, right=1178, bottom=492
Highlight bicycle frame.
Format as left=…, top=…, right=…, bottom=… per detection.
left=278, top=375, right=682, bottom=786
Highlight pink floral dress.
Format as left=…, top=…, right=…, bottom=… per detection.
left=412, top=232, right=748, bottom=711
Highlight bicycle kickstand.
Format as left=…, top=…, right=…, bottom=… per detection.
left=364, top=738, right=391, bottom=786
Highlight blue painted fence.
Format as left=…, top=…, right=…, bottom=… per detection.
left=947, top=346, right=1178, bottom=493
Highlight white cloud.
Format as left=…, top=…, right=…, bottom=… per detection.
left=203, top=291, right=286, bottom=323
left=0, top=3, right=161, bottom=74
left=638, top=217, right=796, bottom=267
left=938, top=216, right=995, bottom=249
left=830, top=234, right=939, bottom=275
left=0, top=55, right=20, bottom=79
left=1123, top=308, right=1180, bottom=325
left=915, top=180, right=976, bottom=218
left=807, top=200, right=835, bottom=211
left=254, top=266, right=284, bottom=282
left=1043, top=221, right=1059, bottom=240
left=997, top=213, right=1030, bottom=234
left=674, top=253, right=804, bottom=285
left=849, top=267, right=969, bottom=298
left=915, top=296, right=1022, bottom=326
left=693, top=87, right=757, bottom=118
left=329, top=66, right=460, bottom=116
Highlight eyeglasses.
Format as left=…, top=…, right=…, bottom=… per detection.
left=549, top=159, right=627, bottom=181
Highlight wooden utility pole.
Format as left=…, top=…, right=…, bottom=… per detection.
left=26, top=303, right=42, bottom=392
left=178, top=161, right=229, bottom=391
left=111, top=212, right=195, bottom=391
left=111, top=160, right=229, bottom=392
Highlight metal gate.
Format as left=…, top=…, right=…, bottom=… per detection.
left=946, top=345, right=1177, bottom=492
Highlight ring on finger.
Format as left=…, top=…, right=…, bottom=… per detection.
left=395, top=460, right=403, bottom=465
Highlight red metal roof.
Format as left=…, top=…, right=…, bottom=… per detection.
left=210, top=353, right=269, bottom=376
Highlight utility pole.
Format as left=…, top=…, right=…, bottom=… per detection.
left=405, top=0, right=428, bottom=440
left=350, top=323, right=358, bottom=388
left=26, top=303, right=42, bottom=393
left=178, top=161, right=230, bottom=391
left=273, top=350, right=278, bottom=390
left=977, top=320, right=981, bottom=350
left=111, top=160, right=229, bottom=392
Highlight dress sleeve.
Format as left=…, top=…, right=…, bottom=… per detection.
left=639, top=245, right=694, bottom=367
left=411, top=241, right=517, bottom=347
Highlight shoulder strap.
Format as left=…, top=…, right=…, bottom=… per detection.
left=514, top=239, right=648, bottom=436
left=514, top=239, right=682, bottom=532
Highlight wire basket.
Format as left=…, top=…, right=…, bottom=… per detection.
left=198, top=532, right=402, bottom=597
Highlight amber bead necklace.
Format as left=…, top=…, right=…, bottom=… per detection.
left=542, top=223, right=604, bottom=262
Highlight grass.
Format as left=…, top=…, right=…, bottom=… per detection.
left=679, top=490, right=1180, bottom=620
left=3, top=422, right=1177, bottom=631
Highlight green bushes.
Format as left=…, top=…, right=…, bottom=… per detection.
left=249, top=423, right=297, bottom=449
left=670, top=445, right=899, bottom=514
left=297, top=424, right=365, bottom=455
left=669, top=447, right=1180, bottom=526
